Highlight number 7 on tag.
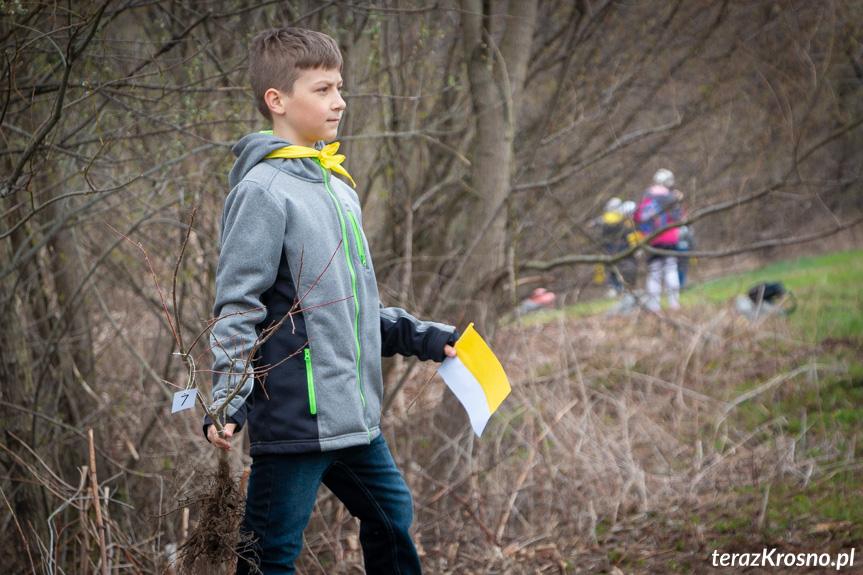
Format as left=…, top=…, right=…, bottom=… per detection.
left=172, top=390, right=196, bottom=414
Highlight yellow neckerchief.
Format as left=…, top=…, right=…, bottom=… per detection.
left=264, top=142, right=356, bottom=187
left=601, top=211, right=624, bottom=224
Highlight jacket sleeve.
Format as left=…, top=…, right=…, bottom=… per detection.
left=379, top=303, right=459, bottom=362
left=205, top=182, right=286, bottom=434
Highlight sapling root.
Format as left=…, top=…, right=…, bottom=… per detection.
left=176, top=451, right=256, bottom=574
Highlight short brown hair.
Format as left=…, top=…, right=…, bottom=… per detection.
left=249, top=28, right=343, bottom=121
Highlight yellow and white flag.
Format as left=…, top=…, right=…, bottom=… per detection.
left=437, top=323, right=511, bottom=436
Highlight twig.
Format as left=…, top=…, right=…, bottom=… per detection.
left=623, top=371, right=729, bottom=407
left=105, top=222, right=180, bottom=348
left=88, top=429, right=109, bottom=575
left=171, top=208, right=198, bottom=357
left=494, top=398, right=579, bottom=543
left=0, top=405, right=160, bottom=479
left=406, top=370, right=439, bottom=412
left=673, top=313, right=726, bottom=409
left=756, top=482, right=771, bottom=530
left=102, top=486, right=114, bottom=575
left=4, top=430, right=76, bottom=493
left=106, top=518, right=150, bottom=575
left=91, top=282, right=173, bottom=400
left=206, top=243, right=348, bottom=434
left=0, top=483, right=37, bottom=574
left=119, top=546, right=145, bottom=575
left=190, top=306, right=266, bottom=362
left=78, top=467, right=90, bottom=575
left=181, top=507, right=189, bottom=545
left=723, top=363, right=844, bottom=414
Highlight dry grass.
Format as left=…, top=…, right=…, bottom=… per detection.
left=4, top=298, right=859, bottom=574
left=295, top=303, right=857, bottom=573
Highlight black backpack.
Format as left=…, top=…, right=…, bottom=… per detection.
left=747, top=281, right=797, bottom=314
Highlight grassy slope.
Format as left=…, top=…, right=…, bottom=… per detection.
left=560, top=250, right=863, bottom=573
left=683, top=250, right=863, bottom=342
left=302, top=252, right=861, bottom=574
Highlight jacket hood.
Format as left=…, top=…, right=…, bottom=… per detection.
left=229, top=133, right=324, bottom=189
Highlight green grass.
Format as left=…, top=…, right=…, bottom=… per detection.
left=730, top=364, right=863, bottom=444
left=533, top=250, right=863, bottom=568
left=765, top=478, right=863, bottom=540
left=553, top=250, right=863, bottom=343
left=682, top=250, right=863, bottom=342
left=683, top=251, right=863, bottom=543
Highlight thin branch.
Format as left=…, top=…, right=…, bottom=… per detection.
left=88, top=429, right=109, bottom=575
left=648, top=213, right=863, bottom=259
left=91, top=281, right=174, bottom=401
left=723, top=364, right=845, bottom=415
left=494, top=398, right=579, bottom=543
left=0, top=403, right=161, bottom=478
left=172, top=209, right=198, bottom=356
left=106, top=223, right=180, bottom=349
left=0, top=144, right=218, bottom=272
left=1, top=0, right=109, bottom=198
left=0, top=483, right=37, bottom=575
left=511, top=118, right=682, bottom=193
left=521, top=196, right=863, bottom=272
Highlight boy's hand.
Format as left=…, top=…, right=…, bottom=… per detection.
left=207, top=423, right=237, bottom=451
left=444, top=344, right=457, bottom=358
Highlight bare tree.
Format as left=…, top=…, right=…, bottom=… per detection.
left=443, top=0, right=537, bottom=331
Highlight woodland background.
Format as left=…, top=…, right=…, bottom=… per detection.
left=1, top=1, right=862, bottom=573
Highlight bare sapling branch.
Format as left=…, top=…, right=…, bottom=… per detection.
left=105, top=222, right=182, bottom=348
left=172, top=208, right=198, bottom=358
left=108, top=212, right=353, bottom=573
left=109, top=218, right=350, bottom=439
left=201, top=239, right=348, bottom=438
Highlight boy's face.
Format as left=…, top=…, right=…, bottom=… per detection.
left=271, top=68, right=345, bottom=147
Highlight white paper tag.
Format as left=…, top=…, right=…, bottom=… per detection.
left=171, top=390, right=196, bottom=413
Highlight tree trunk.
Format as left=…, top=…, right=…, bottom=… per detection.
left=0, top=228, right=51, bottom=566
left=431, top=0, right=538, bottom=483
left=456, top=0, right=537, bottom=332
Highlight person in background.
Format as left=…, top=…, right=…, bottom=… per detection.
left=616, top=200, right=640, bottom=290
left=518, top=287, right=556, bottom=313
left=590, top=197, right=637, bottom=298
left=635, top=168, right=686, bottom=312
left=676, top=225, right=696, bottom=289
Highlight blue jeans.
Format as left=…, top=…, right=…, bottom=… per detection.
left=236, top=434, right=421, bottom=575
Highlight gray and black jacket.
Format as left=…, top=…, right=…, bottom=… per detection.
left=206, top=133, right=457, bottom=456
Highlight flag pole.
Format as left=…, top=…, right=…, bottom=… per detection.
left=406, top=370, right=439, bottom=412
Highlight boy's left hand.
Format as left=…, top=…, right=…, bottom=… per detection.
left=444, top=345, right=457, bottom=358
left=207, top=422, right=237, bottom=450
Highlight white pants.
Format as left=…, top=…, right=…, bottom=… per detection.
left=646, top=256, right=680, bottom=311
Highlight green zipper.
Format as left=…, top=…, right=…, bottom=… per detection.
left=304, top=348, right=317, bottom=415
left=348, top=212, right=367, bottom=267
left=318, top=163, right=366, bottom=409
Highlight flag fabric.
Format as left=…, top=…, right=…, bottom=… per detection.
left=437, top=323, right=511, bottom=436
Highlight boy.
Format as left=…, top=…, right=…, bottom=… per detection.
left=204, top=28, right=458, bottom=574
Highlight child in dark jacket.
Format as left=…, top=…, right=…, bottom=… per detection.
left=204, top=27, right=458, bottom=574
